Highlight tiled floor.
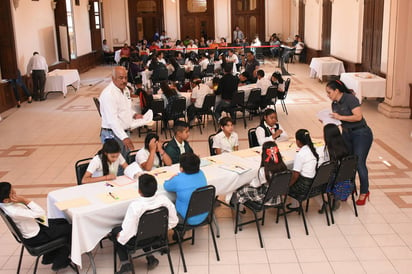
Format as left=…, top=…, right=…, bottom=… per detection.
left=0, top=59, right=411, bottom=274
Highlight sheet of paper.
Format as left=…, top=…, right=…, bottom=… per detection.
left=124, top=162, right=143, bottom=180
left=317, top=109, right=342, bottom=126
left=230, top=149, right=261, bottom=158
left=205, top=157, right=224, bottom=165
left=110, top=176, right=135, bottom=187
left=130, top=109, right=153, bottom=129
left=219, top=163, right=251, bottom=174
left=97, top=188, right=140, bottom=204
left=149, top=169, right=177, bottom=185
left=55, top=197, right=91, bottom=211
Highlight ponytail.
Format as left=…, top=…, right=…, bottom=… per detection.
left=295, top=129, right=319, bottom=162
left=98, top=138, right=121, bottom=176
left=326, top=80, right=351, bottom=94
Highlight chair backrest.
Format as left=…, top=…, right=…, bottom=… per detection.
left=208, top=133, right=217, bottom=156
left=75, top=157, right=93, bottom=185
left=232, top=91, right=245, bottom=107
left=151, top=99, right=165, bottom=115
left=247, top=88, right=262, bottom=104
left=311, top=161, right=336, bottom=189
left=284, top=78, right=291, bottom=93
left=133, top=206, right=169, bottom=250
left=201, top=94, right=216, bottom=111
left=192, top=65, right=201, bottom=78
left=126, top=149, right=139, bottom=165
left=0, top=208, right=23, bottom=244
left=175, top=67, right=186, bottom=82
left=263, top=170, right=292, bottom=204
left=184, top=185, right=216, bottom=225
left=206, top=63, right=215, bottom=74
left=248, top=127, right=259, bottom=148
left=93, top=97, right=101, bottom=117
left=334, top=155, right=358, bottom=183
left=266, top=86, right=278, bottom=100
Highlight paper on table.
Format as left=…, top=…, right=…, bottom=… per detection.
left=98, top=188, right=140, bottom=204
left=124, top=162, right=143, bottom=180
left=130, top=109, right=153, bottom=130
left=110, top=176, right=135, bottom=187
left=317, top=109, right=341, bottom=126
left=231, top=149, right=261, bottom=158
left=55, top=197, right=91, bottom=211
left=220, top=163, right=251, bottom=174
left=205, top=157, right=224, bottom=165
left=149, top=169, right=176, bottom=185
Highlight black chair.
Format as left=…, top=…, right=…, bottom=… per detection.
left=247, top=128, right=259, bottom=148
left=125, top=149, right=139, bottom=165
left=226, top=91, right=247, bottom=128
left=175, top=67, right=186, bottom=83
left=75, top=158, right=93, bottom=185
left=234, top=171, right=292, bottom=247
left=208, top=133, right=217, bottom=156
left=151, top=66, right=169, bottom=85
left=245, top=88, right=262, bottom=120
left=192, top=65, right=201, bottom=79
left=205, top=63, right=215, bottom=77
left=113, top=207, right=174, bottom=274
left=173, top=185, right=219, bottom=272
left=287, top=161, right=336, bottom=235
left=93, top=97, right=101, bottom=117
left=0, top=208, right=78, bottom=274
left=328, top=155, right=359, bottom=224
left=278, top=78, right=290, bottom=115
left=150, top=99, right=166, bottom=138
left=192, top=94, right=217, bottom=134
left=262, top=85, right=278, bottom=110
left=165, top=97, right=187, bottom=139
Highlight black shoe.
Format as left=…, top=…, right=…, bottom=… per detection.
left=51, top=258, right=71, bottom=271
left=39, top=97, right=46, bottom=101
left=17, top=104, right=21, bottom=108
left=332, top=200, right=341, bottom=211
left=41, top=255, right=54, bottom=265
left=147, top=255, right=159, bottom=270
left=116, top=262, right=133, bottom=274
left=286, top=203, right=299, bottom=212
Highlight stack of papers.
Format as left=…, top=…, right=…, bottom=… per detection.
left=98, top=188, right=140, bottom=204
left=130, top=110, right=153, bottom=129
left=317, top=109, right=342, bottom=126
left=109, top=176, right=135, bottom=187
left=149, top=169, right=176, bottom=184
left=231, top=149, right=261, bottom=158
left=220, top=163, right=251, bottom=174
left=55, top=197, right=91, bottom=210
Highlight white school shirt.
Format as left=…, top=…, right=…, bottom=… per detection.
left=249, top=167, right=267, bottom=188
left=174, top=137, right=186, bottom=154
left=26, top=54, right=48, bottom=74
left=87, top=154, right=126, bottom=177
left=212, top=131, right=239, bottom=153
left=256, top=121, right=289, bottom=146
left=316, top=145, right=329, bottom=165
left=256, top=77, right=272, bottom=96
left=0, top=201, right=45, bottom=239
left=293, top=145, right=317, bottom=178
left=135, top=148, right=161, bottom=170
left=117, top=194, right=178, bottom=245
left=191, top=83, right=212, bottom=108
left=99, top=82, right=136, bottom=140
left=187, top=44, right=198, bottom=54
left=295, top=42, right=304, bottom=54
left=199, top=58, right=209, bottom=71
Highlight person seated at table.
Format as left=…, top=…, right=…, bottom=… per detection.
left=256, top=108, right=288, bottom=146
left=287, top=129, right=319, bottom=210
left=198, top=54, right=210, bottom=72
left=119, top=43, right=131, bottom=67
left=0, top=182, right=72, bottom=271
left=214, top=64, right=239, bottom=121
left=136, top=133, right=172, bottom=171
left=238, top=72, right=251, bottom=86
left=164, top=152, right=207, bottom=225
left=212, top=117, right=239, bottom=154
left=82, top=138, right=128, bottom=184
left=243, top=51, right=260, bottom=83
left=187, top=77, right=213, bottom=125
left=256, top=69, right=272, bottom=97
left=232, top=141, right=287, bottom=208
left=111, top=174, right=178, bottom=273
left=164, top=121, right=194, bottom=165
left=271, top=71, right=285, bottom=95
left=226, top=49, right=240, bottom=73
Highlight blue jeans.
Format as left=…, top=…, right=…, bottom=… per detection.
left=342, top=126, right=373, bottom=194
left=11, top=77, right=31, bottom=102
left=100, top=129, right=130, bottom=176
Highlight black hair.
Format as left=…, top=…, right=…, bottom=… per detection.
left=179, top=152, right=200, bottom=174
left=0, top=182, right=11, bottom=202
left=240, top=71, right=249, bottom=79
left=295, top=129, right=319, bottom=162
left=173, top=120, right=189, bottom=135
left=98, top=138, right=121, bottom=176
left=138, top=174, right=158, bottom=197
left=323, top=124, right=349, bottom=162
left=219, top=117, right=233, bottom=128
left=33, top=52, right=39, bottom=56
left=271, top=71, right=284, bottom=84
left=224, top=63, right=233, bottom=73
left=144, top=133, right=159, bottom=150
left=259, top=142, right=287, bottom=182
left=261, top=108, right=277, bottom=125
left=246, top=51, right=254, bottom=56
left=326, top=80, right=352, bottom=94
left=257, top=69, right=265, bottom=78
left=160, top=80, right=177, bottom=98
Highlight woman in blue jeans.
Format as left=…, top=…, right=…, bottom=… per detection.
left=325, top=80, right=373, bottom=206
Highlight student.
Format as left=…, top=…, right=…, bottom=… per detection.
left=233, top=141, right=287, bottom=206
left=256, top=69, right=272, bottom=96
left=164, top=153, right=207, bottom=225
left=271, top=71, right=286, bottom=97
left=187, top=77, right=213, bottom=124
left=287, top=129, right=319, bottom=210
left=164, top=121, right=194, bottom=164
left=111, top=174, right=178, bottom=273
left=212, top=117, right=239, bottom=154
left=256, top=108, right=288, bottom=146
left=238, top=72, right=251, bottom=86
left=0, top=182, right=72, bottom=271
left=82, top=138, right=128, bottom=183
left=135, top=133, right=172, bottom=171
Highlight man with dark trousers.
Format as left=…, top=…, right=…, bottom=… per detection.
left=214, top=63, right=239, bottom=121
left=26, top=52, right=48, bottom=101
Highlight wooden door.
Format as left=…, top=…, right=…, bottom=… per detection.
left=0, top=0, right=17, bottom=79
left=89, top=0, right=103, bottom=51
left=298, top=0, right=305, bottom=40
left=129, top=0, right=164, bottom=42
left=231, top=0, right=265, bottom=43
left=321, top=0, right=332, bottom=55
left=180, top=0, right=214, bottom=41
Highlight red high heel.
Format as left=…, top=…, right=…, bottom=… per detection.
left=356, top=191, right=370, bottom=206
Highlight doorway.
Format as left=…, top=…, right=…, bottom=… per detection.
left=231, top=0, right=265, bottom=43
left=180, top=0, right=214, bottom=41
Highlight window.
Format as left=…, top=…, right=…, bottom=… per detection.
left=66, top=0, right=77, bottom=59
left=138, top=0, right=157, bottom=13
left=93, top=1, right=101, bottom=29
left=187, top=0, right=207, bottom=13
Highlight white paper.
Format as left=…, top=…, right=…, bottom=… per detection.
left=130, top=109, right=153, bottom=129
left=317, top=109, right=342, bottom=126
left=124, top=162, right=143, bottom=179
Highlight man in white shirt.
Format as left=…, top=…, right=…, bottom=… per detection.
left=256, top=69, right=272, bottom=96
left=187, top=79, right=212, bottom=124
left=99, top=66, right=143, bottom=164
left=111, top=174, right=178, bottom=273
left=226, top=49, right=240, bottom=74
left=26, top=52, right=48, bottom=101
left=186, top=40, right=198, bottom=54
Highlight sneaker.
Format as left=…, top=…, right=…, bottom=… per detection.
left=147, top=255, right=159, bottom=270
left=116, top=262, right=133, bottom=274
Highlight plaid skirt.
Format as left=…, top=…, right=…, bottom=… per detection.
left=235, top=183, right=281, bottom=206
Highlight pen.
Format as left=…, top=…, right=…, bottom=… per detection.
left=235, top=165, right=245, bottom=170
left=289, top=142, right=294, bottom=148
left=109, top=192, right=118, bottom=200
left=105, top=182, right=114, bottom=187
left=209, top=158, right=216, bottom=163
left=153, top=170, right=167, bottom=176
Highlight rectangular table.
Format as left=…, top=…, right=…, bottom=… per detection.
left=45, top=69, right=80, bottom=98
left=340, top=72, right=386, bottom=103
left=309, top=57, right=345, bottom=81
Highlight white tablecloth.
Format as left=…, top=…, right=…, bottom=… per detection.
left=153, top=92, right=192, bottom=107
left=114, top=49, right=121, bottom=64
left=309, top=57, right=345, bottom=80
left=47, top=146, right=298, bottom=267
left=340, top=72, right=386, bottom=103
left=44, top=69, right=80, bottom=97
left=237, top=83, right=258, bottom=102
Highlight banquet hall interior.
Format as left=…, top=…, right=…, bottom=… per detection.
left=0, top=0, right=412, bottom=273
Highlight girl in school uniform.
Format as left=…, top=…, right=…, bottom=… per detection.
left=135, top=133, right=172, bottom=171
left=212, top=117, right=239, bottom=154
left=233, top=141, right=288, bottom=207
left=256, top=108, right=288, bottom=146
left=287, top=129, right=319, bottom=210
left=82, top=138, right=128, bottom=184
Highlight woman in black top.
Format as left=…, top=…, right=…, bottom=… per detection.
left=325, top=80, right=373, bottom=205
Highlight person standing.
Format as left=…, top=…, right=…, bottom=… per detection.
left=325, top=80, right=373, bottom=206
left=26, top=52, right=48, bottom=101
left=233, top=26, right=245, bottom=41
left=10, top=69, right=32, bottom=108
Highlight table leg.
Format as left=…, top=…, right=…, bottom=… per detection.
left=87, top=251, right=97, bottom=274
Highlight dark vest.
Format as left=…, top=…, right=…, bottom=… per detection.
left=259, top=122, right=279, bottom=138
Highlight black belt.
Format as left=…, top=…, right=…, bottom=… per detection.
left=101, top=128, right=130, bottom=133
left=343, top=124, right=367, bottom=132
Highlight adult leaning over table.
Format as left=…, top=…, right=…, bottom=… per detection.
left=325, top=80, right=373, bottom=206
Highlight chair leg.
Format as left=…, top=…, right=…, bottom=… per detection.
left=282, top=206, right=291, bottom=239
left=252, top=211, right=264, bottom=248
left=321, top=194, right=331, bottom=226
left=191, top=229, right=195, bottom=245
left=17, top=245, right=24, bottom=274
left=261, top=208, right=266, bottom=226
left=175, top=230, right=187, bottom=272
left=33, top=256, right=40, bottom=274
left=243, top=110, right=247, bottom=129
left=213, top=214, right=220, bottom=238
left=276, top=208, right=280, bottom=223
left=352, top=192, right=359, bottom=217
left=113, top=241, right=117, bottom=273
left=299, top=204, right=309, bottom=235
left=129, top=254, right=136, bottom=274
left=209, top=223, right=220, bottom=261
left=305, top=199, right=310, bottom=212
left=99, top=240, right=103, bottom=248
left=166, top=247, right=174, bottom=274
left=327, top=193, right=335, bottom=224
left=234, top=203, right=241, bottom=234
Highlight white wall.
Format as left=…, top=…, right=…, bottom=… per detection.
left=330, top=0, right=363, bottom=62
left=380, top=0, right=390, bottom=73
left=103, top=0, right=129, bottom=47
left=11, top=0, right=58, bottom=73
left=304, top=0, right=322, bottom=50
left=266, top=0, right=285, bottom=41
left=214, top=0, right=231, bottom=41
left=164, top=0, right=180, bottom=40
left=73, top=0, right=92, bottom=56
left=289, top=0, right=299, bottom=40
